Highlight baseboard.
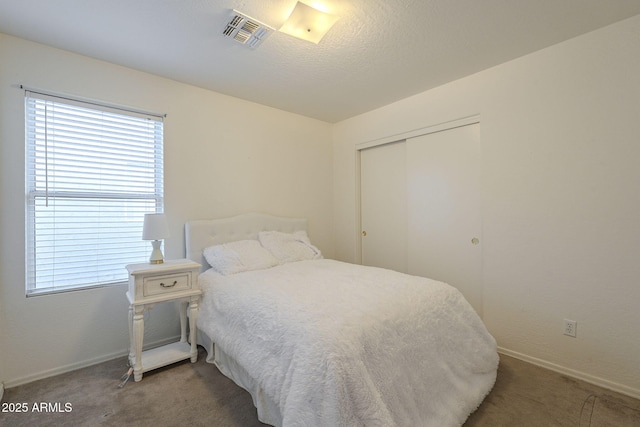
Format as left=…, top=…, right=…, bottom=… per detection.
left=5, top=341, right=638, bottom=400
left=498, top=347, right=640, bottom=400
left=3, top=335, right=181, bottom=389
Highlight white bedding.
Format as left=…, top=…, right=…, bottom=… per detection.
left=198, top=259, right=498, bottom=427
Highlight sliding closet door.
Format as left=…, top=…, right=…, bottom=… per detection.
left=360, top=141, right=407, bottom=272
left=406, top=123, right=483, bottom=315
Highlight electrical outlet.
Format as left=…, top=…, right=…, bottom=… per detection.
left=563, top=319, right=577, bottom=337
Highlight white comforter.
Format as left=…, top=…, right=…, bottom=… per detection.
left=198, top=259, right=498, bottom=427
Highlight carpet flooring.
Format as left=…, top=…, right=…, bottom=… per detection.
left=1, top=347, right=639, bottom=426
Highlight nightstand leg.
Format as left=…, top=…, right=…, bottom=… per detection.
left=189, top=295, right=199, bottom=362
left=128, top=305, right=135, bottom=366
left=179, top=301, right=188, bottom=343
left=132, top=305, right=145, bottom=381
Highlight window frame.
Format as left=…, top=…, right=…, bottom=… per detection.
left=24, top=89, right=165, bottom=296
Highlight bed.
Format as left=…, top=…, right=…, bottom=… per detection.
left=185, top=212, right=498, bottom=427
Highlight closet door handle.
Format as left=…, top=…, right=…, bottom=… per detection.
left=362, top=230, right=367, bottom=237
left=471, top=237, right=479, bottom=245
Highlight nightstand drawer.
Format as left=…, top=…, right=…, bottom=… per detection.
left=143, top=273, right=191, bottom=297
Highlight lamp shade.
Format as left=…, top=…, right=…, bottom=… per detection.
left=142, top=213, right=170, bottom=241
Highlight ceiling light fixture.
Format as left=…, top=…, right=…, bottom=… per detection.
left=279, top=2, right=339, bottom=44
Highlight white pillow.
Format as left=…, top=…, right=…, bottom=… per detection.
left=203, top=239, right=279, bottom=275
left=258, top=230, right=322, bottom=263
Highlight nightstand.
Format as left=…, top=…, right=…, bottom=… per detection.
left=126, top=259, right=202, bottom=382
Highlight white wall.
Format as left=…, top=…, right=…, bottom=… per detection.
left=0, top=33, right=333, bottom=387
left=3, top=13, right=640, bottom=399
left=333, top=15, right=640, bottom=397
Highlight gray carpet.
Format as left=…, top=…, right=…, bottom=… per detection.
left=1, top=348, right=639, bottom=426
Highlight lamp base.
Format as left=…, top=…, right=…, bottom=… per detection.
left=149, top=240, right=164, bottom=264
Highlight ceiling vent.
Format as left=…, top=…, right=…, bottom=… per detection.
left=223, top=10, right=274, bottom=48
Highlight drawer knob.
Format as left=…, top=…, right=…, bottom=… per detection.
left=160, top=280, right=177, bottom=288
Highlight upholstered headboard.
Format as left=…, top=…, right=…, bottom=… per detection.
left=185, top=212, right=308, bottom=273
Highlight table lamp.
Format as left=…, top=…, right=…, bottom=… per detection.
left=142, top=213, right=170, bottom=264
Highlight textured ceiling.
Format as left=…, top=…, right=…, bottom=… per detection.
left=1, top=0, right=640, bottom=122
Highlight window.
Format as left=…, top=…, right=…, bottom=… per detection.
left=25, top=91, right=164, bottom=295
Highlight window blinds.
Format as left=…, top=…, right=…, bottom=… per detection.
left=25, top=91, right=164, bottom=295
